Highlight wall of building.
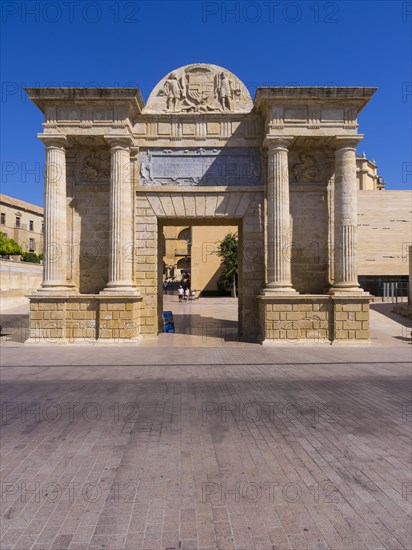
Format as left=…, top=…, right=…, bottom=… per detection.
left=410, top=245, right=412, bottom=303
left=163, top=225, right=191, bottom=280
left=290, top=190, right=329, bottom=293
left=356, top=155, right=385, bottom=190
left=0, top=194, right=44, bottom=254
left=190, top=225, right=238, bottom=293
left=163, top=224, right=238, bottom=292
left=0, top=260, right=42, bottom=309
left=70, top=187, right=110, bottom=293
left=357, top=190, right=411, bottom=276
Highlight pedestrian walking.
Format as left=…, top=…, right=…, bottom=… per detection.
left=178, top=284, right=184, bottom=302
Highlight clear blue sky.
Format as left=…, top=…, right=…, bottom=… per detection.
left=1, top=0, right=411, bottom=206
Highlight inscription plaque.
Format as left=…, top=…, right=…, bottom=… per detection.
left=139, top=148, right=261, bottom=187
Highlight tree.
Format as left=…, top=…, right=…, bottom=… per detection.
left=21, top=252, right=43, bottom=264
left=0, top=232, right=23, bottom=257
left=214, top=232, right=238, bottom=298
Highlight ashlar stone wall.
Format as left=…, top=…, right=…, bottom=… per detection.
left=259, top=296, right=370, bottom=343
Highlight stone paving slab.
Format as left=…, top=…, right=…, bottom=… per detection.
left=0, top=298, right=411, bottom=549
left=1, top=346, right=411, bottom=550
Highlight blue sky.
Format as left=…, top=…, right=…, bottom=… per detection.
left=1, top=0, right=411, bottom=205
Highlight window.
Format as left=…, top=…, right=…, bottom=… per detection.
left=29, top=220, right=34, bottom=231
left=29, top=238, right=35, bottom=252
left=15, top=216, right=21, bottom=227
left=0, top=213, right=5, bottom=224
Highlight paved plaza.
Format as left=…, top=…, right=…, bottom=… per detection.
left=0, top=298, right=411, bottom=550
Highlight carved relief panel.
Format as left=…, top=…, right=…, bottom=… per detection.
left=288, top=149, right=328, bottom=185
left=77, top=148, right=110, bottom=184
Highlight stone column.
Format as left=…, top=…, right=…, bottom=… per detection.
left=262, top=136, right=297, bottom=294
left=101, top=135, right=138, bottom=294
left=330, top=138, right=362, bottom=293
left=38, top=133, right=75, bottom=293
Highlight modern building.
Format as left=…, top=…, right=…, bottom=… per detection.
left=358, top=189, right=411, bottom=296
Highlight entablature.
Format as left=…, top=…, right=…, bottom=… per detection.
left=254, top=87, right=377, bottom=137
left=25, top=87, right=143, bottom=131
left=132, top=113, right=264, bottom=148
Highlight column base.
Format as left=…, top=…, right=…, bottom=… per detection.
left=329, top=285, right=368, bottom=296
left=100, top=282, right=140, bottom=296
left=37, top=282, right=78, bottom=295
left=260, top=285, right=298, bottom=296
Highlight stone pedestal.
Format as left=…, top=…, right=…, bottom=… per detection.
left=26, top=294, right=143, bottom=344
left=258, top=294, right=371, bottom=344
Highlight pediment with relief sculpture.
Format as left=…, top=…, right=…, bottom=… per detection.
left=144, top=64, right=253, bottom=114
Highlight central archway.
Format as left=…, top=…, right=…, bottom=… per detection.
left=134, top=190, right=265, bottom=341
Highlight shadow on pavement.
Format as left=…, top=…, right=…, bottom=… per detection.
left=0, top=313, right=29, bottom=343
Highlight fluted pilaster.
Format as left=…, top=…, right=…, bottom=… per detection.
left=101, top=135, right=138, bottom=294
left=262, top=137, right=297, bottom=294
left=330, top=139, right=362, bottom=293
left=38, top=133, right=76, bottom=293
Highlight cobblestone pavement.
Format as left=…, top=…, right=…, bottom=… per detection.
left=0, top=300, right=411, bottom=549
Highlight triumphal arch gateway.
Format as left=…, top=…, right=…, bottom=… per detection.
left=26, top=64, right=376, bottom=344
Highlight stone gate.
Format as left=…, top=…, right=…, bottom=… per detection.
left=26, top=64, right=376, bottom=344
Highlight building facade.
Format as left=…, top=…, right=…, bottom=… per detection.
left=162, top=224, right=238, bottom=293
left=25, top=64, right=380, bottom=344
left=0, top=194, right=44, bottom=254
left=357, top=190, right=411, bottom=296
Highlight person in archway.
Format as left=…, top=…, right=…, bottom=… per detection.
left=185, top=287, right=190, bottom=302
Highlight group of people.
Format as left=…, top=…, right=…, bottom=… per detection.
left=163, top=276, right=196, bottom=302
left=178, top=276, right=192, bottom=302
left=178, top=285, right=191, bottom=302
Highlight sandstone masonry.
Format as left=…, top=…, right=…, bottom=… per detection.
left=25, top=64, right=376, bottom=343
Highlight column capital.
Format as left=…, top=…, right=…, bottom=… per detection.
left=334, top=136, right=363, bottom=150
left=38, top=131, right=68, bottom=149
left=104, top=133, right=134, bottom=149
left=130, top=146, right=140, bottom=159
left=263, top=135, right=294, bottom=151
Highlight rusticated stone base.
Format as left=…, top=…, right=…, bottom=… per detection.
left=258, top=294, right=371, bottom=344
left=26, top=294, right=143, bottom=344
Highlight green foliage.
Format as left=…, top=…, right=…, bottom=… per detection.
left=21, top=252, right=43, bottom=264
left=0, top=232, right=23, bottom=257
left=214, top=232, right=238, bottom=297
